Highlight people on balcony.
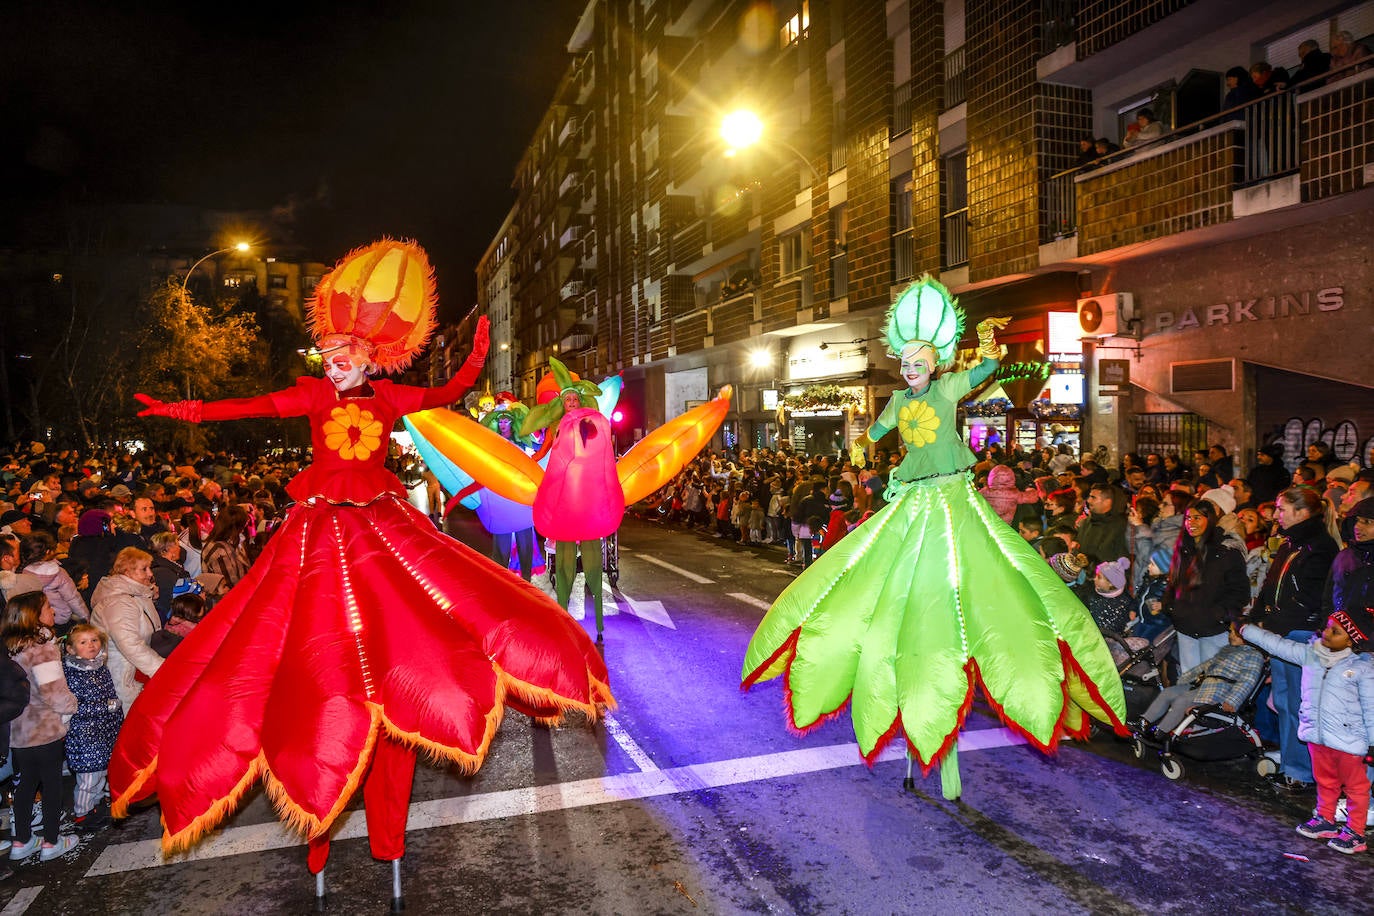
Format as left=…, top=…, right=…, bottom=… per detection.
left=1224, top=66, right=1261, bottom=109
left=1330, top=30, right=1371, bottom=81
left=1250, top=61, right=1290, bottom=94
left=1124, top=109, right=1163, bottom=146
left=1076, top=136, right=1099, bottom=168
left=1093, top=137, right=1120, bottom=159
left=1289, top=39, right=1331, bottom=88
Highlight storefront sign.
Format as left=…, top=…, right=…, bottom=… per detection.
left=1099, top=359, right=1130, bottom=387
left=762, top=389, right=779, bottom=410
left=1152, top=287, right=1343, bottom=333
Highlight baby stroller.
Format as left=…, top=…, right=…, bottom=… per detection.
left=1130, top=658, right=1275, bottom=782
left=1102, top=625, right=1177, bottom=719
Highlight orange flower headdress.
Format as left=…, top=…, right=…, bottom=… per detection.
left=307, top=238, right=438, bottom=373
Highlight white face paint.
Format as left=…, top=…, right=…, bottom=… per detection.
left=899, top=344, right=936, bottom=393
left=321, top=343, right=371, bottom=392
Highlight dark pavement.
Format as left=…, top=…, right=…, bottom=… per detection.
left=5, top=515, right=1374, bottom=914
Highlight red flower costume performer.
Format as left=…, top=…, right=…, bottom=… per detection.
left=116, top=240, right=612, bottom=902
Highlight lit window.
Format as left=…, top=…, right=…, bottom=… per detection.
left=779, top=1, right=810, bottom=48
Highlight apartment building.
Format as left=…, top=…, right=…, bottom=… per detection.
left=479, top=0, right=1374, bottom=471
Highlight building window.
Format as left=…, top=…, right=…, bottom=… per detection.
left=830, top=205, right=848, bottom=300
left=779, top=229, right=808, bottom=278
left=891, top=178, right=914, bottom=281
left=268, top=274, right=288, bottom=289
left=940, top=152, right=969, bottom=269
left=779, top=1, right=810, bottom=48
left=304, top=275, right=320, bottom=292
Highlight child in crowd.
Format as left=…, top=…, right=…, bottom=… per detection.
left=1131, top=626, right=1263, bottom=737
left=2, top=591, right=80, bottom=861
left=1241, top=609, right=1374, bottom=854
left=1017, top=516, right=1044, bottom=546
left=1133, top=546, right=1173, bottom=640
left=62, top=623, right=123, bottom=832
left=1088, top=557, right=1135, bottom=632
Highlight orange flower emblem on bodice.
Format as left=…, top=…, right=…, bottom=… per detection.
left=323, top=403, right=384, bottom=461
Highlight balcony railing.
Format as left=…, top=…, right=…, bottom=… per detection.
left=941, top=208, right=969, bottom=268
left=1042, top=60, right=1373, bottom=252
left=892, top=80, right=913, bottom=137
left=944, top=45, right=967, bottom=110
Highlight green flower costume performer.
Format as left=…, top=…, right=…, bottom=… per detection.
left=742, top=277, right=1126, bottom=798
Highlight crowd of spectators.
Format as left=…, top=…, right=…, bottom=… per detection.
left=0, top=441, right=299, bottom=867
left=641, top=434, right=1374, bottom=807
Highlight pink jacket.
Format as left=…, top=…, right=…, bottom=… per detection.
left=979, top=465, right=1040, bottom=523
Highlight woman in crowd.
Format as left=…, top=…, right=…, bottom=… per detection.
left=1250, top=486, right=1341, bottom=792
left=20, top=530, right=89, bottom=627
left=1163, top=498, right=1250, bottom=670
left=1127, top=495, right=1160, bottom=592
left=90, top=546, right=163, bottom=710
left=199, top=504, right=251, bottom=601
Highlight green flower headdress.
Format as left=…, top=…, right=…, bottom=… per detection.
left=518, top=357, right=604, bottom=437
left=883, top=275, right=965, bottom=368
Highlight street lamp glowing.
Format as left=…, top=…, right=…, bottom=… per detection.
left=182, top=241, right=253, bottom=292
left=749, top=349, right=773, bottom=369
left=720, top=110, right=764, bottom=151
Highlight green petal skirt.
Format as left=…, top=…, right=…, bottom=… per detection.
left=742, top=473, right=1126, bottom=772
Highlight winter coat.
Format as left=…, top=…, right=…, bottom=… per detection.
left=151, top=554, right=194, bottom=623
left=23, top=559, right=89, bottom=625
left=63, top=653, right=124, bottom=772
left=1252, top=516, right=1339, bottom=636
left=0, top=569, right=44, bottom=605
left=67, top=533, right=118, bottom=603
left=1163, top=539, right=1251, bottom=638
left=1077, top=510, right=1129, bottom=566
left=978, top=465, right=1040, bottom=523
left=91, top=573, right=164, bottom=710
left=1242, top=625, right=1374, bottom=756
left=1088, top=590, right=1135, bottom=634
left=1325, top=539, right=1374, bottom=618
left=0, top=655, right=30, bottom=759
left=1247, top=461, right=1289, bottom=505
left=8, top=638, right=78, bottom=749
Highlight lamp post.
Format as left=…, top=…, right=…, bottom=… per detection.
left=719, top=109, right=824, bottom=182
left=181, top=242, right=251, bottom=294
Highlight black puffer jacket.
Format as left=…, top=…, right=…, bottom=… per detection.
left=0, top=655, right=31, bottom=760
left=1252, top=516, right=1339, bottom=635
left=1164, top=537, right=1251, bottom=638
left=1324, top=538, right=1374, bottom=618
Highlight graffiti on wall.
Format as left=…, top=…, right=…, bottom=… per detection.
left=1268, top=417, right=1374, bottom=470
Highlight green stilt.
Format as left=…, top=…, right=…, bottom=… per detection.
left=581, top=538, right=604, bottom=637
left=939, top=744, right=961, bottom=801
left=554, top=540, right=578, bottom=609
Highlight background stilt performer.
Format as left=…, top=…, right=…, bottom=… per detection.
left=406, top=359, right=732, bottom=643
left=742, top=276, right=1125, bottom=798
left=112, top=240, right=613, bottom=903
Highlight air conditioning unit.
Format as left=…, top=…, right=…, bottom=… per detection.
left=1077, top=293, right=1137, bottom=338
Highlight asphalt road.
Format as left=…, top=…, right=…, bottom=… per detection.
left=6, top=514, right=1374, bottom=914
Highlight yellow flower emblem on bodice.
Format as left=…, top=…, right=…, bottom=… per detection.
left=322, top=403, right=384, bottom=461
left=897, top=399, right=940, bottom=448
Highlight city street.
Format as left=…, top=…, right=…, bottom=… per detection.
left=3, top=515, right=1371, bottom=914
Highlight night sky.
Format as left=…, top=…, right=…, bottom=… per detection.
left=2, top=0, right=585, bottom=317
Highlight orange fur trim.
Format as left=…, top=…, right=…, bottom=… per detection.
left=261, top=707, right=382, bottom=839
left=377, top=701, right=501, bottom=776
left=496, top=666, right=616, bottom=725
left=160, top=754, right=267, bottom=854
left=112, top=755, right=160, bottom=819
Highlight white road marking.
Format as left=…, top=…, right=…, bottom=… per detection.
left=0, top=887, right=44, bottom=916
left=85, top=728, right=1027, bottom=877
left=603, top=714, right=660, bottom=772
left=727, top=592, right=773, bottom=612
left=604, top=585, right=675, bottom=629
left=636, top=554, right=714, bottom=584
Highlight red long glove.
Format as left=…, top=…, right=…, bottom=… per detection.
left=419, top=316, right=491, bottom=409
left=135, top=392, right=283, bottom=422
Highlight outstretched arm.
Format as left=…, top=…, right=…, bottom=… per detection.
left=416, top=317, right=490, bottom=410
left=135, top=391, right=286, bottom=423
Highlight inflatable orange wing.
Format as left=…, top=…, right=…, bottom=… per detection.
left=406, top=408, right=543, bottom=504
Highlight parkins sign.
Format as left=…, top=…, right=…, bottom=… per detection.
left=1152, top=286, right=1344, bottom=333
